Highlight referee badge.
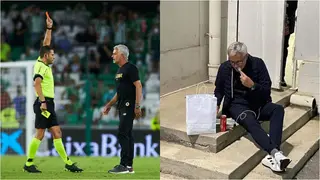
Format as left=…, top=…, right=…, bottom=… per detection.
left=125, top=102, right=130, bottom=107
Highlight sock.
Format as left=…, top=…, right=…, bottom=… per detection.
left=271, top=148, right=279, bottom=157
left=25, top=138, right=41, bottom=166
left=53, top=138, right=73, bottom=165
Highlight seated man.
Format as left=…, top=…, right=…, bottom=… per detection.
left=214, top=42, right=291, bottom=172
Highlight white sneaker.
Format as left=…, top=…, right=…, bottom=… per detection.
left=274, top=151, right=291, bottom=170
left=261, top=155, right=283, bottom=172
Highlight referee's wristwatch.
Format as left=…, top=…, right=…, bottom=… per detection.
left=135, top=104, right=141, bottom=109
left=41, top=100, right=46, bottom=104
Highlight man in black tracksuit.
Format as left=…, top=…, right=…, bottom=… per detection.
left=103, top=44, right=142, bottom=174
left=215, top=42, right=291, bottom=172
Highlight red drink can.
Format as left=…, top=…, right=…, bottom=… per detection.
left=220, top=115, right=227, bottom=132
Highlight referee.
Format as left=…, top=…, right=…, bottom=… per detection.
left=103, top=44, right=142, bottom=174
left=23, top=13, right=83, bottom=173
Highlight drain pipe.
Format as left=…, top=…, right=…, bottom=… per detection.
left=207, top=0, right=221, bottom=82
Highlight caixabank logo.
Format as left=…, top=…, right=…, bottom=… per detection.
left=0, top=128, right=159, bottom=157
left=39, top=129, right=160, bottom=157
left=1, top=129, right=25, bottom=155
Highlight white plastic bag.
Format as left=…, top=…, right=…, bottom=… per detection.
left=185, top=84, right=217, bottom=135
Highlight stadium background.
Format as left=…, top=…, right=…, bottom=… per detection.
left=0, top=1, right=160, bottom=158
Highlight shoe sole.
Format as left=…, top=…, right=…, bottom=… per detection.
left=23, top=169, right=41, bottom=173
left=64, top=168, right=83, bottom=173
left=280, top=159, right=291, bottom=170
left=128, top=171, right=135, bottom=174
left=262, top=163, right=285, bottom=173
left=108, top=171, right=130, bottom=174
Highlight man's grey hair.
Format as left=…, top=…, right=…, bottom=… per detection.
left=114, top=44, right=129, bottom=60
left=227, top=42, right=248, bottom=56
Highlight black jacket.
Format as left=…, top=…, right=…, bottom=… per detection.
left=214, top=55, right=272, bottom=116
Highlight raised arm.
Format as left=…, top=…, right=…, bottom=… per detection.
left=43, top=12, right=53, bottom=46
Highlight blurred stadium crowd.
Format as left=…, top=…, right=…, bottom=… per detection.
left=0, top=2, right=160, bottom=129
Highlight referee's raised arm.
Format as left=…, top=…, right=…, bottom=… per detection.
left=42, top=12, right=53, bottom=46
left=33, top=13, right=53, bottom=111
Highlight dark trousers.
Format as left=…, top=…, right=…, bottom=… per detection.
left=281, top=34, right=291, bottom=82
left=118, top=105, right=135, bottom=166
left=229, top=102, right=285, bottom=154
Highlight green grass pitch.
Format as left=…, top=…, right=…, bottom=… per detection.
left=1, top=156, right=159, bottom=179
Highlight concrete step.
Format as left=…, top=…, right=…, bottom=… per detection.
left=295, top=150, right=319, bottom=179
left=244, top=116, right=319, bottom=180
left=161, top=173, right=187, bottom=180
left=160, top=105, right=313, bottom=179
left=160, top=83, right=295, bottom=153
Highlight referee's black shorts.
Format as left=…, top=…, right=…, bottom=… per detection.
left=33, top=97, right=59, bottom=129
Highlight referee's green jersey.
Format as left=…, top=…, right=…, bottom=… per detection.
left=33, top=56, right=54, bottom=98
